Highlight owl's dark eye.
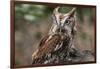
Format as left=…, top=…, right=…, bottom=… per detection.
left=65, top=20, right=70, bottom=24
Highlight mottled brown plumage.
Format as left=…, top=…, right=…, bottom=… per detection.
left=32, top=7, right=77, bottom=64
left=32, top=34, right=61, bottom=61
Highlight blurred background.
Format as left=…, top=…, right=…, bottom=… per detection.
left=15, top=4, right=95, bottom=66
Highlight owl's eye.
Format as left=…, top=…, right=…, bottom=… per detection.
left=65, top=20, right=70, bottom=24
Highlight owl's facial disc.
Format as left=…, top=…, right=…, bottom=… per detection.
left=51, top=7, right=76, bottom=35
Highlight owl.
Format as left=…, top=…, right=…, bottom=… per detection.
left=32, top=7, right=77, bottom=64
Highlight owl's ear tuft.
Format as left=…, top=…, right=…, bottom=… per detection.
left=69, top=8, right=76, bottom=17
left=53, top=7, right=60, bottom=14
left=64, top=8, right=76, bottom=17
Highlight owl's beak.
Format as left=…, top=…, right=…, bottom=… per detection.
left=57, top=24, right=65, bottom=33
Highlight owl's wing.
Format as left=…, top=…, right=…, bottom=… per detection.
left=32, top=35, right=49, bottom=60
left=32, top=34, right=61, bottom=64
left=38, top=35, right=49, bottom=48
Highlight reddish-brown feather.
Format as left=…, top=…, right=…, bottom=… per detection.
left=34, top=34, right=61, bottom=59
left=38, top=35, right=49, bottom=48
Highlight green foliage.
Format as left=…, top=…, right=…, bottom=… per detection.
left=15, top=4, right=54, bottom=31
left=15, top=4, right=52, bottom=22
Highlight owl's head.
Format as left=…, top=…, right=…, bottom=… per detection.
left=50, top=7, right=77, bottom=36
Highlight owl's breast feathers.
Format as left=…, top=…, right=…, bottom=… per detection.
left=32, top=34, right=63, bottom=61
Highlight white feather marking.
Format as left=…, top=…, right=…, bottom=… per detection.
left=45, top=35, right=52, bottom=43
left=32, top=49, right=38, bottom=60
left=54, top=43, right=63, bottom=51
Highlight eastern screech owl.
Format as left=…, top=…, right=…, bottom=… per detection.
left=32, top=7, right=77, bottom=64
